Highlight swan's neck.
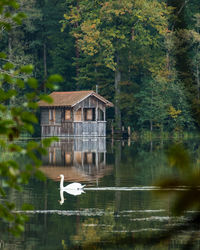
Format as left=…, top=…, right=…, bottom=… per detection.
left=60, top=176, right=64, bottom=189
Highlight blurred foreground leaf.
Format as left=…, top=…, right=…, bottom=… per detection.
left=0, top=0, right=60, bottom=236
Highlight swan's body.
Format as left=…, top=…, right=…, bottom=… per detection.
left=63, top=182, right=85, bottom=190
left=59, top=174, right=85, bottom=190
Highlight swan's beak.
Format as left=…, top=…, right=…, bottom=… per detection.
left=57, top=176, right=60, bottom=179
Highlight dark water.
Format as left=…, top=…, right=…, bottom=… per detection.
left=2, top=138, right=200, bottom=249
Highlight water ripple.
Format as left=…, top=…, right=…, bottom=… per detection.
left=84, top=186, right=190, bottom=191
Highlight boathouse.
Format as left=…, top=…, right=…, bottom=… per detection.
left=38, top=91, right=113, bottom=137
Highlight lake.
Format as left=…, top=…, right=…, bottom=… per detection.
left=2, top=137, right=200, bottom=249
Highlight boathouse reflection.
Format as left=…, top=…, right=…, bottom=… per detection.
left=41, top=137, right=112, bottom=183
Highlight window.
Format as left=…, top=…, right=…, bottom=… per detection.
left=65, top=109, right=71, bottom=120
left=74, top=152, right=82, bottom=164
left=99, top=109, right=104, bottom=121
left=65, top=152, right=72, bottom=165
left=84, top=152, right=96, bottom=164
left=85, top=108, right=95, bottom=121
left=86, top=109, right=92, bottom=120
left=49, top=109, right=55, bottom=122
left=49, top=149, right=56, bottom=164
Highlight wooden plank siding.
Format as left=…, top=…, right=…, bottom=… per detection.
left=41, top=121, right=106, bottom=137
left=74, top=96, right=105, bottom=112
left=40, top=96, right=107, bottom=137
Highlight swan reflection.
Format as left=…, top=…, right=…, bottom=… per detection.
left=59, top=189, right=85, bottom=205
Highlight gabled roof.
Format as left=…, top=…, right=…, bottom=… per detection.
left=38, top=90, right=114, bottom=107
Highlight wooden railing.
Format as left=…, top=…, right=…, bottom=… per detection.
left=41, top=121, right=106, bottom=137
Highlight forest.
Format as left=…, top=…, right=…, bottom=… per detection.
left=0, top=0, right=200, bottom=134
left=1, top=0, right=200, bottom=246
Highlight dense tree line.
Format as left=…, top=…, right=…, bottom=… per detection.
left=1, top=0, right=200, bottom=133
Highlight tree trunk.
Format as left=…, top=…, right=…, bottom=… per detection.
left=150, top=87, right=153, bottom=132
left=75, top=39, right=80, bottom=78
left=115, top=140, right=122, bottom=213
left=197, top=63, right=200, bottom=100
left=196, top=40, right=200, bottom=99
left=8, top=35, right=15, bottom=105
left=114, top=55, right=121, bottom=130
left=75, top=2, right=80, bottom=79
left=43, top=42, right=47, bottom=92
left=150, top=120, right=153, bottom=132
left=8, top=36, right=12, bottom=61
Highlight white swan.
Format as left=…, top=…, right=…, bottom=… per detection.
left=59, top=174, right=85, bottom=190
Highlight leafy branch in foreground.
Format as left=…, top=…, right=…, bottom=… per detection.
left=156, top=144, right=200, bottom=215
left=0, top=0, right=62, bottom=236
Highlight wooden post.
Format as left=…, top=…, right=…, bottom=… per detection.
left=104, top=108, right=106, bottom=121
left=111, top=124, right=114, bottom=137
left=95, top=107, right=98, bottom=121
left=128, top=126, right=131, bottom=137
left=53, top=148, right=56, bottom=164
left=81, top=152, right=84, bottom=167
left=72, top=109, right=74, bottom=122
left=96, top=152, right=98, bottom=167
left=96, top=100, right=98, bottom=121
left=53, top=109, right=56, bottom=125
left=103, top=152, right=106, bottom=165
left=81, top=107, right=83, bottom=121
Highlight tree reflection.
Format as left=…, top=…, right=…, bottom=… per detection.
left=67, top=142, right=200, bottom=249
left=70, top=207, right=115, bottom=248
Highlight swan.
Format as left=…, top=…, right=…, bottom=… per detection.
left=59, top=188, right=85, bottom=205
left=59, top=174, right=85, bottom=190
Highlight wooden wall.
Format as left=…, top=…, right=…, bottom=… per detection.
left=74, top=96, right=106, bottom=117
left=41, top=121, right=106, bottom=137
left=40, top=96, right=107, bottom=137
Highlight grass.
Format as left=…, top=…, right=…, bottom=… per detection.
left=131, top=130, right=200, bottom=142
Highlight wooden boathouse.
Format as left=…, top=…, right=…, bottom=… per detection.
left=38, top=90, right=113, bottom=137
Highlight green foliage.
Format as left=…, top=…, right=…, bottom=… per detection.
left=0, top=0, right=59, bottom=236
left=33, top=0, right=76, bottom=90
left=62, top=0, right=172, bottom=129
left=63, top=0, right=170, bottom=71
left=136, top=77, right=195, bottom=131
left=1, top=0, right=199, bottom=134
left=156, top=144, right=200, bottom=216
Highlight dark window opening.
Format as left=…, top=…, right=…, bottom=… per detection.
left=84, top=108, right=95, bottom=121
left=49, top=109, right=55, bottom=122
